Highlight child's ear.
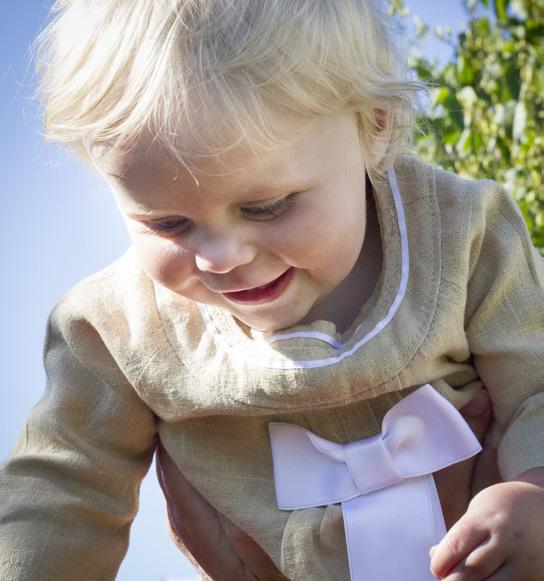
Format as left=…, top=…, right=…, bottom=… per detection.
left=359, top=109, right=391, bottom=170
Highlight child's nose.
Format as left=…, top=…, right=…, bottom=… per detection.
left=194, top=231, right=256, bottom=274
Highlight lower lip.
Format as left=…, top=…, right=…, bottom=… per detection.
left=223, top=268, right=294, bottom=304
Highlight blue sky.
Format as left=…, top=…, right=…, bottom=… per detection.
left=1, top=2, right=467, bottom=580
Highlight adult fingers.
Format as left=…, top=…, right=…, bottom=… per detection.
left=434, top=388, right=493, bottom=529
left=471, top=442, right=501, bottom=497
left=156, top=443, right=257, bottom=580
left=217, top=515, right=290, bottom=580
left=157, top=443, right=288, bottom=580
left=459, top=388, right=493, bottom=442
left=459, top=388, right=501, bottom=496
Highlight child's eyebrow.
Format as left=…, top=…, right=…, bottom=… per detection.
left=115, top=171, right=309, bottom=202
left=242, top=182, right=307, bottom=200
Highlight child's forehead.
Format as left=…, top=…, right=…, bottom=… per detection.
left=95, top=134, right=300, bottom=210
left=95, top=114, right=365, bottom=215
left=96, top=132, right=290, bottom=188
left=96, top=113, right=359, bottom=188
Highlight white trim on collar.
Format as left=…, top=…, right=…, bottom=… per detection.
left=198, top=167, right=409, bottom=369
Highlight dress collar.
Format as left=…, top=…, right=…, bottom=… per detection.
left=151, top=156, right=441, bottom=412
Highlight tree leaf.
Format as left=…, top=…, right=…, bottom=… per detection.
left=504, top=62, right=521, bottom=100
left=457, top=54, right=476, bottom=86
left=471, top=16, right=491, bottom=37
left=443, top=129, right=462, bottom=145
left=513, top=102, right=527, bottom=142
left=494, top=0, right=510, bottom=22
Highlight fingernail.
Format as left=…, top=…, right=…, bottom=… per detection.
left=429, top=545, right=437, bottom=558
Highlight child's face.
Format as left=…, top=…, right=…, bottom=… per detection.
left=99, top=113, right=375, bottom=332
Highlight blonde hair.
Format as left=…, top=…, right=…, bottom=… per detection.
left=37, top=0, right=424, bottom=170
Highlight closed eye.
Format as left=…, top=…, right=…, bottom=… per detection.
left=144, top=217, right=192, bottom=235
left=241, top=194, right=298, bottom=220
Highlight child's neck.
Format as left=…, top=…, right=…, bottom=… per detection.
left=299, top=191, right=383, bottom=334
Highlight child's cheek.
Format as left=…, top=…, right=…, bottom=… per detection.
left=263, top=206, right=323, bottom=260
left=132, top=235, right=193, bottom=290
left=267, top=205, right=359, bottom=270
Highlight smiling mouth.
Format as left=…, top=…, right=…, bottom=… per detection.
left=223, top=268, right=294, bottom=304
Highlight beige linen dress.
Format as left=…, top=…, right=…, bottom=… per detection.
left=1, top=156, right=543, bottom=580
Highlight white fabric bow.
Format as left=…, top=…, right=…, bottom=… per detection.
left=269, top=384, right=482, bottom=580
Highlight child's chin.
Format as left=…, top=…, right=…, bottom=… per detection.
left=241, top=313, right=307, bottom=334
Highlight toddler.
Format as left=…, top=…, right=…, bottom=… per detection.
left=1, top=1, right=543, bottom=580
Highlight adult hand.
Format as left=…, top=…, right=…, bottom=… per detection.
left=157, top=388, right=496, bottom=580
left=156, top=443, right=289, bottom=581
left=434, top=388, right=498, bottom=529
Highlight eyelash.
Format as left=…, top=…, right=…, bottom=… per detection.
left=144, top=194, right=297, bottom=235
left=241, top=194, right=297, bottom=220
left=144, top=217, right=192, bottom=235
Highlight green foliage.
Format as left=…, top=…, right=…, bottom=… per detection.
left=399, top=0, right=544, bottom=251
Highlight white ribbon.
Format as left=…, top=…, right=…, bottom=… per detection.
left=269, top=384, right=482, bottom=580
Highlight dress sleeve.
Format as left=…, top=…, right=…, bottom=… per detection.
left=465, top=184, right=544, bottom=481
left=0, top=301, right=157, bottom=580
